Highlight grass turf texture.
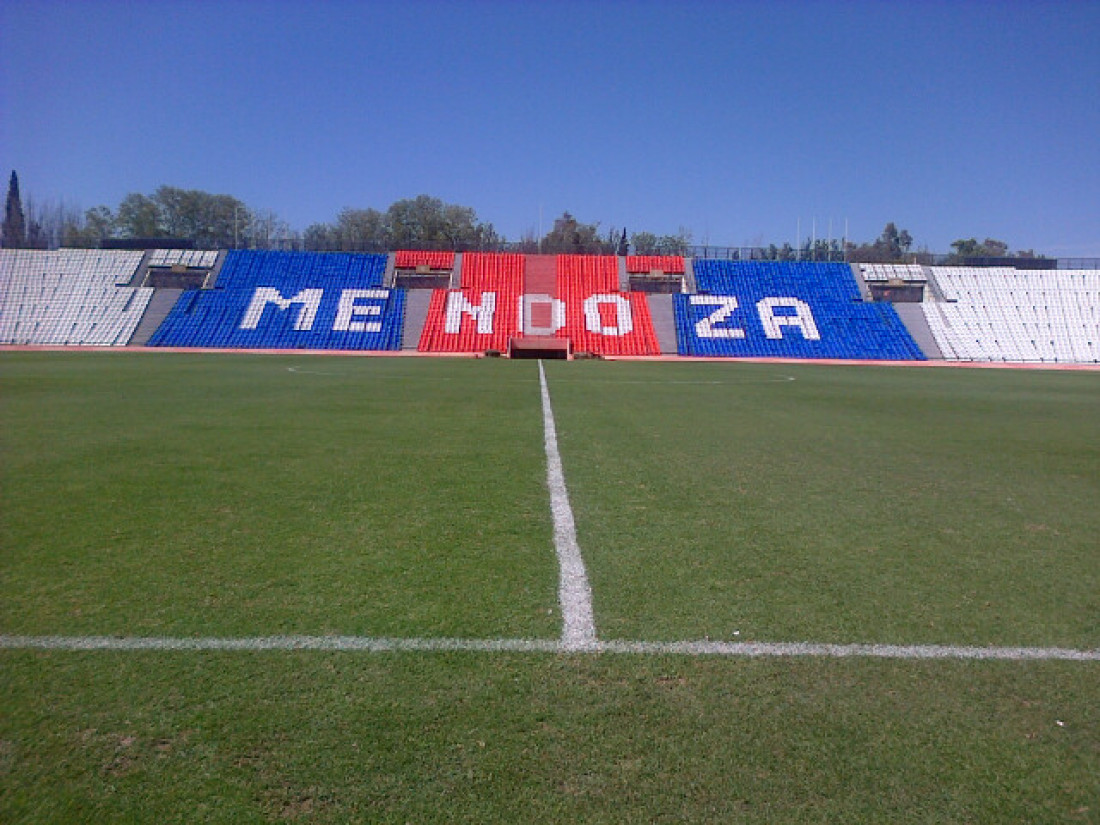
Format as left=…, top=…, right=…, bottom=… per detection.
left=2, top=351, right=1098, bottom=821
left=1, top=353, right=558, bottom=638
left=2, top=653, right=1096, bottom=823
left=544, top=360, right=1099, bottom=648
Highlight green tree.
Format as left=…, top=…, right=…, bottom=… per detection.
left=335, top=207, right=388, bottom=251
left=629, top=228, right=692, bottom=256
left=302, top=222, right=339, bottom=250
left=947, top=237, right=1010, bottom=262
left=385, top=195, right=497, bottom=250
left=2, top=171, right=27, bottom=248
left=115, top=193, right=163, bottom=238
left=61, top=206, right=115, bottom=247
left=540, top=212, right=611, bottom=254
left=847, top=222, right=915, bottom=262
left=305, top=195, right=498, bottom=251
left=630, top=231, right=659, bottom=255
left=153, top=186, right=251, bottom=247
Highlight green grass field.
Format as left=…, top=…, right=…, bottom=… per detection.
left=2, top=351, right=1097, bottom=822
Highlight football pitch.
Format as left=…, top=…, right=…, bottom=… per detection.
left=2, top=351, right=1097, bottom=822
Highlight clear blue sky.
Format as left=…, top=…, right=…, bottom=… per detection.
left=2, top=0, right=1098, bottom=256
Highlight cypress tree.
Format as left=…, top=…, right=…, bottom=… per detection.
left=2, top=171, right=27, bottom=248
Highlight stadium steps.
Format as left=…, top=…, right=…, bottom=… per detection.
left=921, top=266, right=951, bottom=302
left=205, top=250, right=229, bottom=289
left=129, top=252, right=153, bottom=287
left=617, top=256, right=629, bottom=291
left=683, top=258, right=698, bottom=293
left=129, top=288, right=184, bottom=346
left=647, top=293, right=679, bottom=354
left=402, top=288, right=434, bottom=350
left=524, top=255, right=558, bottom=295
left=849, top=263, right=874, bottom=300
left=893, top=302, right=942, bottom=359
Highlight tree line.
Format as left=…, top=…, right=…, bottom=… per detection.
left=2, top=170, right=1046, bottom=262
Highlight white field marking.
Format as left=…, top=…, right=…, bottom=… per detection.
left=2, top=635, right=1097, bottom=661
left=549, top=375, right=796, bottom=386
left=286, top=366, right=455, bottom=379
left=287, top=366, right=340, bottom=376
left=539, top=360, right=598, bottom=651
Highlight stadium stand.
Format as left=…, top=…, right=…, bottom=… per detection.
left=676, top=261, right=925, bottom=359
left=0, top=249, right=152, bottom=345
left=416, top=254, right=661, bottom=356
left=5, top=248, right=1097, bottom=364
left=626, top=255, right=685, bottom=274
left=418, top=253, right=525, bottom=352
left=922, top=267, right=1099, bottom=363
left=858, top=263, right=926, bottom=282
left=556, top=255, right=660, bottom=356
left=148, top=249, right=220, bottom=269
left=147, top=251, right=405, bottom=350
left=394, top=250, right=455, bottom=271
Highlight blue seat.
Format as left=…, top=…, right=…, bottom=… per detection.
left=677, top=262, right=926, bottom=360
left=148, top=251, right=404, bottom=351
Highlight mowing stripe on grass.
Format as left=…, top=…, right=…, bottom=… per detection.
left=2, top=635, right=1097, bottom=660
left=539, top=360, right=598, bottom=650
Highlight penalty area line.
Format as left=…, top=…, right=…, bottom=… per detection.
left=1, top=635, right=1097, bottom=661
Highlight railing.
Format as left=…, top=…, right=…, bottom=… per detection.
left=11, top=237, right=1098, bottom=270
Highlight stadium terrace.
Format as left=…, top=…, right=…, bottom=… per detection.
left=1, top=249, right=1097, bottom=364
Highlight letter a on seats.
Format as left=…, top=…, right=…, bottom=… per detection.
left=757, top=297, right=820, bottom=340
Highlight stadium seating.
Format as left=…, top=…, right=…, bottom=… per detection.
left=148, top=249, right=219, bottom=269
left=677, top=261, right=925, bottom=359
left=922, top=267, right=1099, bottom=363
left=4, top=248, right=1096, bottom=364
left=0, top=249, right=152, bottom=345
left=148, top=251, right=405, bottom=350
left=417, top=254, right=661, bottom=355
left=626, top=255, right=685, bottom=274
left=556, top=255, right=660, bottom=356
left=394, top=250, right=455, bottom=270
left=858, top=263, right=926, bottom=282
left=418, top=253, right=525, bottom=352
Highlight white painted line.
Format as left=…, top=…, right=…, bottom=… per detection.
left=2, top=635, right=1096, bottom=660
left=287, top=366, right=339, bottom=375
left=596, top=640, right=1100, bottom=661
left=539, top=360, right=598, bottom=650
left=549, top=375, right=797, bottom=385
left=0, top=635, right=560, bottom=653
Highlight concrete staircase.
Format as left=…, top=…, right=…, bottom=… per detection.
left=128, top=288, right=182, bottom=346
left=524, top=255, right=558, bottom=295
left=401, top=288, right=434, bottom=350
left=894, top=303, right=943, bottom=359
left=647, top=293, right=679, bottom=354
left=848, top=263, right=874, bottom=300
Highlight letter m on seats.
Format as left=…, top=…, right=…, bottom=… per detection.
left=241, top=287, right=324, bottom=330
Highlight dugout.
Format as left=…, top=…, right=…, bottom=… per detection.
left=508, top=336, right=572, bottom=359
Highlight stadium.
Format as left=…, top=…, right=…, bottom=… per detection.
left=2, top=246, right=1098, bottom=820
left=2, top=247, right=1097, bottom=363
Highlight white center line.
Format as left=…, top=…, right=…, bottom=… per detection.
left=539, top=360, right=597, bottom=650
